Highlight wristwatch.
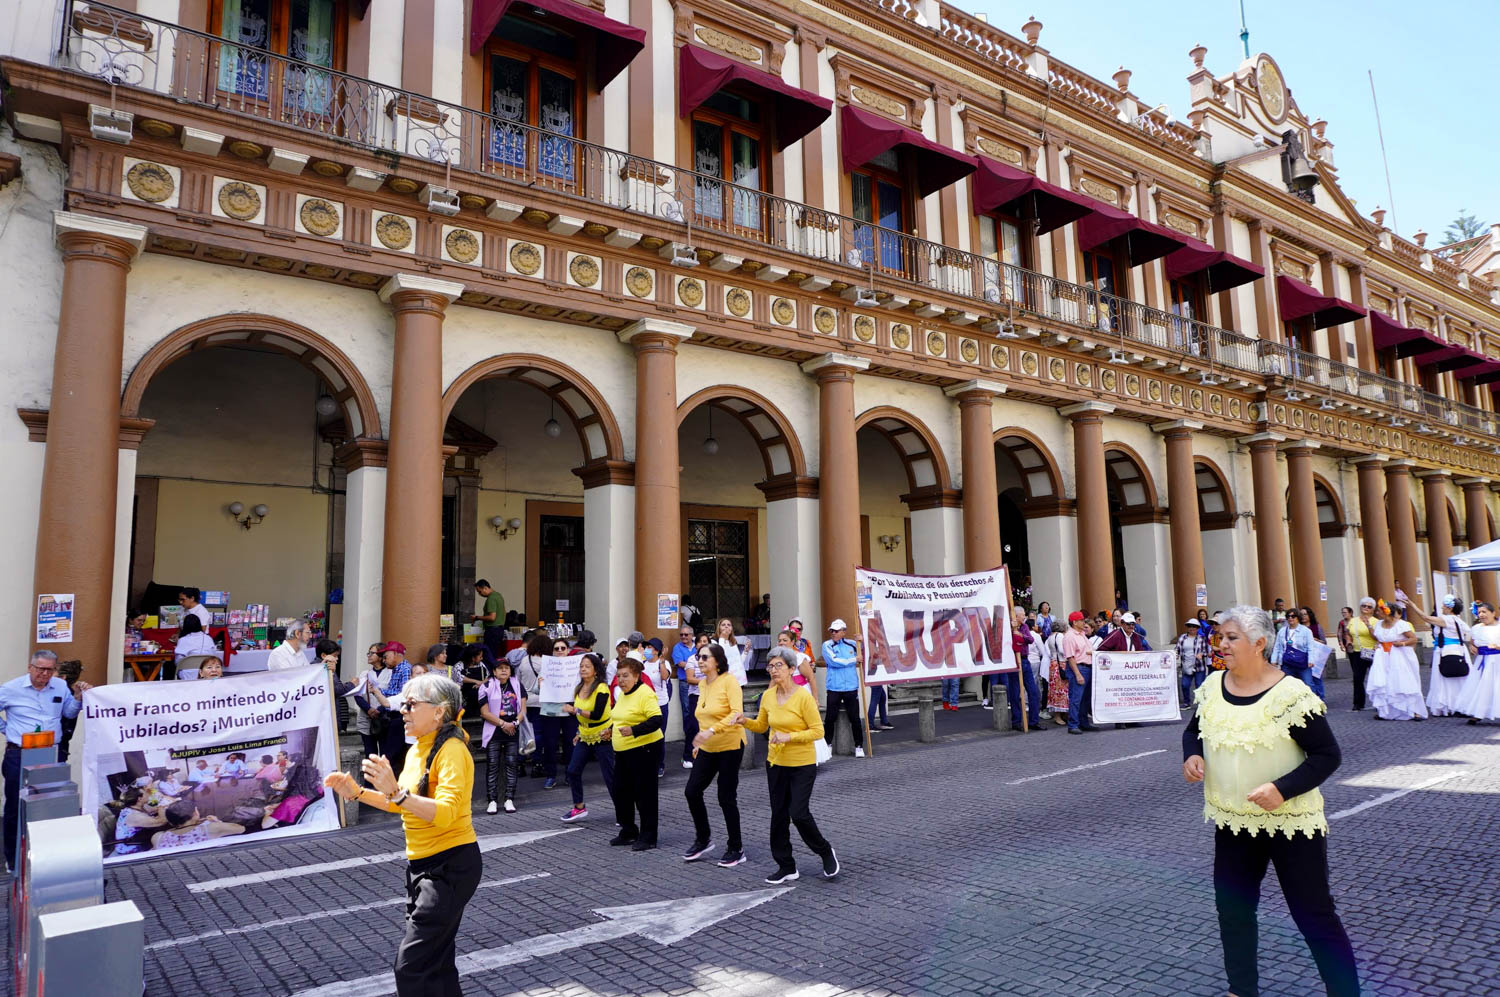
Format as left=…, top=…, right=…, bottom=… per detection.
left=389, top=788, right=410, bottom=806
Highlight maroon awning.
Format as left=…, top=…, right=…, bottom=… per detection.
left=970, top=158, right=1095, bottom=235
left=1453, top=355, right=1500, bottom=381
left=1432, top=346, right=1489, bottom=375
left=1076, top=202, right=1189, bottom=267
left=1163, top=236, right=1264, bottom=292
left=679, top=45, right=830, bottom=149
left=1370, top=311, right=1443, bottom=358
left=840, top=105, right=978, bottom=199
left=1276, top=275, right=1366, bottom=330
left=1412, top=344, right=1467, bottom=368
left=469, top=0, right=645, bottom=87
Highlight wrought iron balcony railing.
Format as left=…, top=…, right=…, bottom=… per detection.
left=51, top=0, right=1496, bottom=437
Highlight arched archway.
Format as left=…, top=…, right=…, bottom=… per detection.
left=993, top=429, right=1068, bottom=606
left=676, top=386, right=808, bottom=482
left=123, top=313, right=382, bottom=439
left=1312, top=475, right=1346, bottom=539
left=1101, top=445, right=1163, bottom=624
left=1193, top=458, right=1236, bottom=529
left=855, top=406, right=955, bottom=496
left=1195, top=457, right=1241, bottom=610
left=855, top=407, right=956, bottom=577
left=443, top=353, right=625, bottom=466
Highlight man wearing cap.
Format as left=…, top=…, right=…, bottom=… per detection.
left=1176, top=618, right=1208, bottom=708
left=1097, top=612, right=1151, bottom=653
left=1058, top=612, right=1098, bottom=734
left=821, top=621, right=864, bottom=758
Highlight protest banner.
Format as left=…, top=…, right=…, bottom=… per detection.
left=537, top=654, right=581, bottom=703
left=81, top=664, right=340, bottom=864
left=857, top=566, right=1016, bottom=686
left=1090, top=650, right=1181, bottom=723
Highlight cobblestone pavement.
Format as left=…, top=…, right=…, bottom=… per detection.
left=39, top=670, right=1500, bottom=996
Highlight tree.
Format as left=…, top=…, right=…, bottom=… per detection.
left=1445, top=210, right=1484, bottom=244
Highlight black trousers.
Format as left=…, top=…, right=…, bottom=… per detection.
left=3, top=745, right=19, bottom=870
left=685, top=745, right=744, bottom=851
left=1349, top=652, right=1372, bottom=710
left=394, top=841, right=482, bottom=996
left=766, top=763, right=831, bottom=871
left=484, top=733, right=519, bottom=803
left=1213, top=827, right=1359, bottom=997
left=824, top=690, right=863, bottom=746
left=611, top=744, right=659, bottom=843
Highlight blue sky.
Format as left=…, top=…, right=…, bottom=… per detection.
left=963, top=0, right=1499, bottom=246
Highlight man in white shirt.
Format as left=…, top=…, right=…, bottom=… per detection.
left=177, top=588, right=213, bottom=630
left=267, top=619, right=313, bottom=671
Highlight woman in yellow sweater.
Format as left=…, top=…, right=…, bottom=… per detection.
left=561, top=653, right=613, bottom=823
left=732, top=646, right=839, bottom=884
left=610, top=656, right=665, bottom=851
left=324, top=672, right=479, bottom=996
left=683, top=642, right=746, bottom=866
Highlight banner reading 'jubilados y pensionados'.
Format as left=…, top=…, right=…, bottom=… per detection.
left=81, top=664, right=341, bottom=864
left=856, top=567, right=1017, bottom=686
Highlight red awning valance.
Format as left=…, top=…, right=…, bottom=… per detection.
left=970, top=158, right=1095, bottom=235
left=1276, top=275, right=1366, bottom=330
left=679, top=45, right=831, bottom=149
left=1076, top=202, right=1189, bottom=268
left=1452, top=355, right=1500, bottom=382
left=1370, top=310, right=1444, bottom=358
left=1162, top=236, right=1264, bottom=292
left=1412, top=344, right=1467, bottom=368
left=469, top=0, right=645, bottom=87
left=840, top=105, right=978, bottom=199
left=1431, top=346, right=1488, bottom=375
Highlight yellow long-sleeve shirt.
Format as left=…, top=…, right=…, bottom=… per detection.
left=741, top=684, right=823, bottom=767
left=398, top=729, right=476, bottom=860
left=694, top=674, right=745, bottom=753
left=611, top=682, right=664, bottom=752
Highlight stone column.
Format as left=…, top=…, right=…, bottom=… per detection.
left=33, top=213, right=147, bottom=686
left=620, top=319, right=694, bottom=643
left=1156, top=421, right=1206, bottom=624
left=1355, top=456, right=1395, bottom=599
left=759, top=475, right=821, bottom=640
left=1385, top=461, right=1420, bottom=603
left=336, top=440, right=388, bottom=667
left=1420, top=470, right=1454, bottom=601
left=1061, top=402, right=1114, bottom=615
left=945, top=380, right=1006, bottom=572
left=1283, top=441, right=1328, bottom=622
left=378, top=275, right=462, bottom=654
left=1458, top=479, right=1499, bottom=606
left=803, top=353, right=870, bottom=634
left=1243, top=433, right=1292, bottom=607
left=575, top=460, right=636, bottom=655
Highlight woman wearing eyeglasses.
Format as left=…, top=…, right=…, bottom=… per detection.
left=325, top=673, right=478, bottom=996
left=608, top=656, right=664, bottom=851
left=683, top=642, right=746, bottom=867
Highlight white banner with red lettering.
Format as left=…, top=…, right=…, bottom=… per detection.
left=1089, top=650, right=1181, bottom=723
left=856, top=567, right=1016, bottom=686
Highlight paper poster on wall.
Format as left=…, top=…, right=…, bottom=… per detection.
left=1090, top=650, right=1180, bottom=723
left=1319, top=580, right=1328, bottom=602
left=555, top=599, right=570, bottom=611
left=35, top=594, right=74, bottom=643
left=656, top=594, right=680, bottom=630
left=1194, top=584, right=1207, bottom=608
left=856, top=566, right=1015, bottom=686
left=537, top=654, right=581, bottom=703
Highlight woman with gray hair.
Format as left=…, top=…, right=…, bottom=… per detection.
left=1182, top=605, right=1358, bottom=997
left=325, top=673, right=479, bottom=995
left=1345, top=598, right=1378, bottom=711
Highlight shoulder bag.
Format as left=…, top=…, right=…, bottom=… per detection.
left=1438, top=621, right=1469, bottom=678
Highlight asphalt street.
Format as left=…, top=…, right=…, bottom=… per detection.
left=49, top=669, right=1500, bottom=996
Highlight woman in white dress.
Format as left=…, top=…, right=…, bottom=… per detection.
left=1405, top=594, right=1471, bottom=717
left=1365, top=600, right=1427, bottom=721
left=1457, top=601, right=1500, bottom=725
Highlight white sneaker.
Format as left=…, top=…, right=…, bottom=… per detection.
left=504, top=799, right=516, bottom=813
left=981, top=699, right=992, bottom=710
left=854, top=747, right=865, bottom=758
left=485, top=800, right=498, bottom=815
left=682, top=760, right=694, bottom=770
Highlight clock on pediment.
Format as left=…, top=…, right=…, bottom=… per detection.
left=1255, top=54, right=1288, bottom=124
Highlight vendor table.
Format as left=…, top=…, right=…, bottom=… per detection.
left=124, top=653, right=173, bottom=682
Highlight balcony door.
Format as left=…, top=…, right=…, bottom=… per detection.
left=1168, top=276, right=1206, bottom=353
left=978, top=213, right=1027, bottom=306
left=851, top=150, right=909, bottom=275
left=1081, top=248, right=1121, bottom=332
left=486, top=14, right=582, bottom=184
left=210, top=0, right=342, bottom=120
left=692, top=91, right=767, bottom=238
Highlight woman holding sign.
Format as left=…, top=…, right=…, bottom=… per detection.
left=1182, top=605, right=1359, bottom=997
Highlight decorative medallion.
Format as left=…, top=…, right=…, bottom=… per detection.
left=694, top=25, right=762, bottom=63
left=726, top=287, right=752, bottom=318
left=853, top=315, right=875, bottom=342
left=444, top=228, right=480, bottom=264
left=1073, top=363, right=1090, bottom=387
left=1099, top=368, right=1116, bottom=392
left=460, top=291, right=490, bottom=305
left=566, top=311, right=594, bottom=322
left=1049, top=357, right=1066, bottom=381
left=626, top=267, right=654, bottom=298
left=891, top=324, right=911, bottom=349
left=813, top=307, right=837, bottom=335
left=993, top=346, right=1010, bottom=370
left=138, top=119, right=175, bottom=137
left=1189, top=388, right=1203, bottom=410
left=1272, top=404, right=1286, bottom=423
left=125, top=161, right=174, bottom=203
left=569, top=255, right=600, bottom=288
left=1229, top=398, right=1242, bottom=419
left=203, top=247, right=246, bottom=261
left=497, top=298, right=528, bottom=309
left=217, top=181, right=262, bottom=220
left=1079, top=177, right=1120, bottom=204
left=346, top=272, right=381, bottom=286
left=299, top=198, right=340, bottom=237
left=227, top=140, right=264, bottom=159
left=303, top=264, right=339, bottom=278
left=375, top=214, right=413, bottom=251
left=1379, top=428, right=1389, bottom=447
left=677, top=277, right=705, bottom=308
left=534, top=305, right=564, bottom=317
left=255, top=256, right=294, bottom=270
left=1209, top=394, right=1223, bottom=416
left=460, top=195, right=488, bottom=211
left=1169, top=383, right=1184, bottom=406
left=387, top=177, right=420, bottom=194
left=960, top=339, right=979, bottom=363
left=1124, top=373, right=1140, bottom=396
left=852, top=87, right=905, bottom=119
left=771, top=297, right=795, bottom=325
left=1148, top=380, right=1162, bottom=402
left=1338, top=418, right=1348, bottom=436
left=521, top=208, right=551, bottom=225
left=1255, top=54, right=1288, bottom=123
left=1323, top=415, right=1334, bottom=434
left=1020, top=351, right=1037, bottom=376
left=509, top=242, right=542, bottom=276
left=976, top=137, right=1024, bottom=166
left=311, top=160, right=344, bottom=177
left=582, top=222, right=610, bottom=237
left=927, top=332, right=946, bottom=357
left=153, top=237, right=195, bottom=252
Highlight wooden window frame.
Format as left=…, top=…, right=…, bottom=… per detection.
left=850, top=158, right=914, bottom=277
left=483, top=29, right=585, bottom=184
left=689, top=93, right=771, bottom=240
left=207, top=0, right=348, bottom=117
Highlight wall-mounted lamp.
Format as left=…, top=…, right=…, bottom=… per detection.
left=877, top=533, right=902, bottom=552
left=228, top=502, right=269, bottom=530
left=490, top=516, right=523, bottom=539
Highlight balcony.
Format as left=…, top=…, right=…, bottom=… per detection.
left=44, top=1, right=1497, bottom=440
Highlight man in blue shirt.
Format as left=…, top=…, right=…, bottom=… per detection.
left=821, top=620, right=865, bottom=758
left=2, top=649, right=89, bottom=869
left=671, top=625, right=700, bottom=768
